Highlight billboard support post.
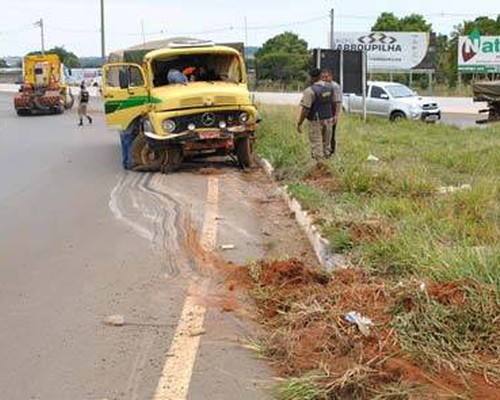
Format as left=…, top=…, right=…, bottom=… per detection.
left=339, top=49, right=344, bottom=93
left=362, top=51, right=367, bottom=123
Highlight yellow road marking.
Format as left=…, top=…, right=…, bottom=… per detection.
left=153, top=176, right=219, bottom=400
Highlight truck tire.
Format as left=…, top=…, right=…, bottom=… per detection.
left=235, top=136, right=252, bottom=168
left=16, top=109, right=30, bottom=116
left=131, top=134, right=165, bottom=172
left=33, top=96, right=51, bottom=112
left=64, top=92, right=75, bottom=110
left=390, top=111, right=406, bottom=122
left=161, top=147, right=183, bottom=174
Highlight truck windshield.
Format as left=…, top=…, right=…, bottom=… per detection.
left=151, top=52, right=243, bottom=87
left=386, top=85, right=414, bottom=98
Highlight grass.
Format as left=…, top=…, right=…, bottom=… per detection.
left=252, top=105, right=500, bottom=398
left=256, top=106, right=500, bottom=289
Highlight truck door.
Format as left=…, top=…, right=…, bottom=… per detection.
left=102, top=63, right=149, bottom=130
left=367, top=85, right=391, bottom=117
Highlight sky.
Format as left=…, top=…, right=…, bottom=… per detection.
left=0, top=0, right=499, bottom=57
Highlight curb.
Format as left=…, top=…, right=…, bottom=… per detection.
left=256, top=157, right=347, bottom=270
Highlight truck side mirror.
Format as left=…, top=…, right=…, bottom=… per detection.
left=380, top=93, right=389, bottom=100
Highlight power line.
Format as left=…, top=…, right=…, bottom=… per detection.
left=41, top=13, right=329, bottom=38
left=0, top=25, right=36, bottom=35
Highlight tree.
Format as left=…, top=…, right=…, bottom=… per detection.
left=28, top=46, right=80, bottom=67
left=372, top=13, right=431, bottom=32
left=0, top=59, right=8, bottom=68
left=371, top=12, right=401, bottom=32
left=459, top=15, right=500, bottom=36
left=255, top=32, right=309, bottom=85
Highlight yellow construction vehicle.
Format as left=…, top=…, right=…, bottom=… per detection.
left=14, top=54, right=74, bottom=116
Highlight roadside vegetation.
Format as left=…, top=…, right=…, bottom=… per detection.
left=248, top=105, right=500, bottom=399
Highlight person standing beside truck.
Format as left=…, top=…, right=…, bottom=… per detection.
left=297, top=68, right=335, bottom=160
left=321, top=68, right=342, bottom=156
left=77, top=82, right=92, bottom=126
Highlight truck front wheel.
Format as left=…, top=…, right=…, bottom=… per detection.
left=235, top=136, right=253, bottom=168
left=131, top=134, right=165, bottom=172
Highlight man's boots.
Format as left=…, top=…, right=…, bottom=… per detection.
left=78, top=118, right=83, bottom=126
left=87, top=115, right=93, bottom=124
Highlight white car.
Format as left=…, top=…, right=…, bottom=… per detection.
left=343, top=81, right=441, bottom=122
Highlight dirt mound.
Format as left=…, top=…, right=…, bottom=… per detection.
left=259, top=258, right=330, bottom=287
left=241, top=259, right=500, bottom=399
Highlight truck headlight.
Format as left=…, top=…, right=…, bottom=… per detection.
left=162, top=119, right=176, bottom=133
left=239, top=112, right=249, bottom=123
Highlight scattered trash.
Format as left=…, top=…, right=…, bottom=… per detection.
left=188, top=329, right=206, bottom=337
left=220, top=244, right=236, bottom=250
left=345, top=311, right=374, bottom=336
left=367, top=154, right=379, bottom=162
left=437, top=184, right=472, bottom=194
left=103, top=315, right=125, bottom=327
left=419, top=282, right=427, bottom=292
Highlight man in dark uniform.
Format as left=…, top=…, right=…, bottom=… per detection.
left=297, top=68, right=335, bottom=159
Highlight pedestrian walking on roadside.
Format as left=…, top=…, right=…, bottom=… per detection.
left=321, top=68, right=342, bottom=156
left=297, top=68, right=336, bottom=160
left=78, top=82, right=92, bottom=126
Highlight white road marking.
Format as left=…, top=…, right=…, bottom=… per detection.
left=153, top=176, right=219, bottom=400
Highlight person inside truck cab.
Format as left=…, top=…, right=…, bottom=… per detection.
left=167, top=69, right=188, bottom=85
left=182, top=65, right=208, bottom=82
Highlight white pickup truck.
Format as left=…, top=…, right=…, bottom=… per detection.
left=343, top=81, right=441, bottom=122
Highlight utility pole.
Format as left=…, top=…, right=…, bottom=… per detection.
left=141, top=20, right=146, bottom=45
left=100, top=0, right=106, bottom=61
left=329, top=8, right=334, bottom=49
left=244, top=16, right=248, bottom=49
left=35, top=18, right=45, bottom=55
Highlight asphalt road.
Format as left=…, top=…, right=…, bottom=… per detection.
left=0, top=93, right=271, bottom=400
left=439, top=113, right=483, bottom=129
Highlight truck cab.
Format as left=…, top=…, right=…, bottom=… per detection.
left=102, top=40, right=259, bottom=172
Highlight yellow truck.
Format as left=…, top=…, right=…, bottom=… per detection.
left=102, top=39, right=259, bottom=172
left=14, top=54, right=74, bottom=116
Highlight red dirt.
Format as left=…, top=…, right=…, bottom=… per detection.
left=181, top=209, right=499, bottom=399
left=198, top=167, right=226, bottom=175
left=304, top=162, right=344, bottom=193
left=347, top=219, right=394, bottom=244
left=233, top=258, right=500, bottom=399
left=426, top=280, right=471, bottom=306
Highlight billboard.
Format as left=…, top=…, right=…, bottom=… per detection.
left=312, top=49, right=364, bottom=95
left=458, top=29, right=500, bottom=73
left=333, top=32, right=434, bottom=71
